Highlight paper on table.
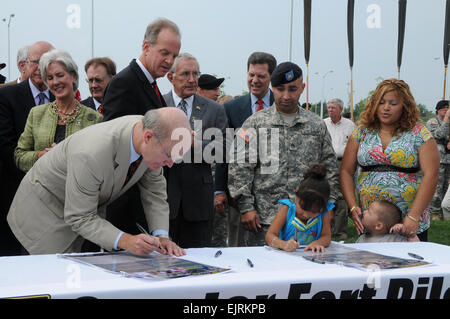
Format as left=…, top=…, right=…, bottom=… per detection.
left=59, top=251, right=231, bottom=280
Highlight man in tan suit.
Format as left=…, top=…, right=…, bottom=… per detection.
left=7, top=108, right=192, bottom=256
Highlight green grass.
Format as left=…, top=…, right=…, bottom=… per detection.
left=332, top=219, right=450, bottom=246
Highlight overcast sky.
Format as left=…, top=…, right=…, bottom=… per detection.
left=0, top=0, right=447, bottom=111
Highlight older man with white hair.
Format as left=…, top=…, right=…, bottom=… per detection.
left=324, top=98, right=355, bottom=240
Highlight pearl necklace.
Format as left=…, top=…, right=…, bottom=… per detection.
left=51, top=101, right=81, bottom=124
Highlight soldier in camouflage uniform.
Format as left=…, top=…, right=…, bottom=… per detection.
left=228, top=62, right=340, bottom=246
left=426, top=100, right=450, bottom=220
left=211, top=162, right=229, bottom=246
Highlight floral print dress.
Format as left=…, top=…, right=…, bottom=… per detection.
left=352, top=123, right=433, bottom=234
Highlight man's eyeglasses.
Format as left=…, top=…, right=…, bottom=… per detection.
left=27, top=58, right=40, bottom=65
left=86, top=77, right=105, bottom=84
left=177, top=71, right=200, bottom=80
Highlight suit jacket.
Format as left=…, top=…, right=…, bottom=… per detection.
left=0, top=79, right=18, bottom=88
left=102, top=59, right=166, bottom=121
left=214, top=91, right=274, bottom=193
left=163, top=92, right=228, bottom=221
left=0, top=79, right=55, bottom=169
left=80, top=96, right=96, bottom=111
left=7, top=115, right=169, bottom=254
left=0, top=80, right=55, bottom=255
left=14, top=102, right=103, bottom=172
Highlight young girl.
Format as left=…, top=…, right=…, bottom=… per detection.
left=265, top=164, right=334, bottom=253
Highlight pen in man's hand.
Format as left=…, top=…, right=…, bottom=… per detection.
left=247, top=258, right=254, bottom=268
left=215, top=250, right=222, bottom=258
left=136, top=223, right=150, bottom=236
left=136, top=223, right=163, bottom=250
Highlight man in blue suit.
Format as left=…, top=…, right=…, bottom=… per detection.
left=214, top=52, right=277, bottom=247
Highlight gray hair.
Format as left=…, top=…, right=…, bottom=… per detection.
left=142, top=109, right=168, bottom=141
left=40, top=49, right=79, bottom=91
left=144, top=18, right=181, bottom=44
left=168, top=52, right=199, bottom=75
left=17, top=46, right=29, bottom=66
left=327, top=98, right=344, bottom=109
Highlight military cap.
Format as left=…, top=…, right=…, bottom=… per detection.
left=436, top=99, right=449, bottom=111
left=270, top=62, right=302, bottom=87
left=198, top=74, right=224, bottom=90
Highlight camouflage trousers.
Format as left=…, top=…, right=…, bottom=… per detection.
left=243, top=224, right=270, bottom=247
left=429, top=163, right=450, bottom=216
left=211, top=204, right=246, bottom=247
left=211, top=206, right=229, bottom=247
left=331, top=199, right=348, bottom=238
left=440, top=183, right=450, bottom=219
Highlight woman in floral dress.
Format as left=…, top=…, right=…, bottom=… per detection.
left=340, top=79, right=440, bottom=241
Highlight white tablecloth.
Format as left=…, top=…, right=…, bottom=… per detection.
left=0, top=242, right=449, bottom=299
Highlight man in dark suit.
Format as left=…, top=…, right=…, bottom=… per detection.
left=0, top=41, right=54, bottom=256
left=81, top=57, right=116, bottom=113
left=163, top=53, right=228, bottom=248
left=0, top=62, right=6, bottom=85
left=0, top=46, right=30, bottom=88
left=102, top=18, right=181, bottom=121
left=100, top=18, right=181, bottom=239
left=214, top=51, right=277, bottom=247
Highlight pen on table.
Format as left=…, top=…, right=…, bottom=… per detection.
left=135, top=223, right=162, bottom=250
left=408, top=252, right=424, bottom=260
left=214, top=250, right=222, bottom=258
left=310, top=258, right=326, bottom=264
left=247, top=258, right=254, bottom=268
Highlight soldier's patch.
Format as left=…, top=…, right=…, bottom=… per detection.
left=237, top=128, right=253, bottom=143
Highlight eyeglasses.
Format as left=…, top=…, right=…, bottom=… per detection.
left=85, top=77, right=105, bottom=84
left=27, top=58, right=40, bottom=65
left=176, top=71, right=200, bottom=80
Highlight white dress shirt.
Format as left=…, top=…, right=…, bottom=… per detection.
left=250, top=91, right=271, bottom=114
left=29, top=78, right=50, bottom=106
left=171, top=91, right=194, bottom=119
left=324, top=116, right=355, bottom=159
left=135, top=58, right=155, bottom=85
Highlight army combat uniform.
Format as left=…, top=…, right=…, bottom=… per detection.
left=426, top=117, right=450, bottom=218
left=228, top=105, right=340, bottom=246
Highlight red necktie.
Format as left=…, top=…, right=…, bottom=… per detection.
left=98, top=104, right=103, bottom=115
left=152, top=81, right=163, bottom=104
left=256, top=99, right=264, bottom=112
left=123, top=156, right=143, bottom=188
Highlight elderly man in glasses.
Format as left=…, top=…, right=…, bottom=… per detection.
left=81, top=57, right=116, bottom=114
left=163, top=53, right=228, bottom=248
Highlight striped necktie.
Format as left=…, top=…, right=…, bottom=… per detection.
left=37, top=92, right=47, bottom=105
left=98, top=104, right=103, bottom=115
left=123, top=156, right=143, bottom=188
left=178, top=99, right=188, bottom=115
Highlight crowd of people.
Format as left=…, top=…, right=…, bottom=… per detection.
left=0, top=17, right=446, bottom=257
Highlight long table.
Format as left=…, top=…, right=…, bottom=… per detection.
left=0, top=242, right=449, bottom=300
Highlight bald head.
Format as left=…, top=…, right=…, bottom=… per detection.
left=143, top=107, right=190, bottom=140
left=136, top=107, right=192, bottom=169
left=25, top=41, right=54, bottom=90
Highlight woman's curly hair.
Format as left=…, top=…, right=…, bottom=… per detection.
left=357, top=78, right=419, bottom=135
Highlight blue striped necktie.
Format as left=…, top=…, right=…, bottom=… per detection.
left=37, top=92, right=47, bottom=105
